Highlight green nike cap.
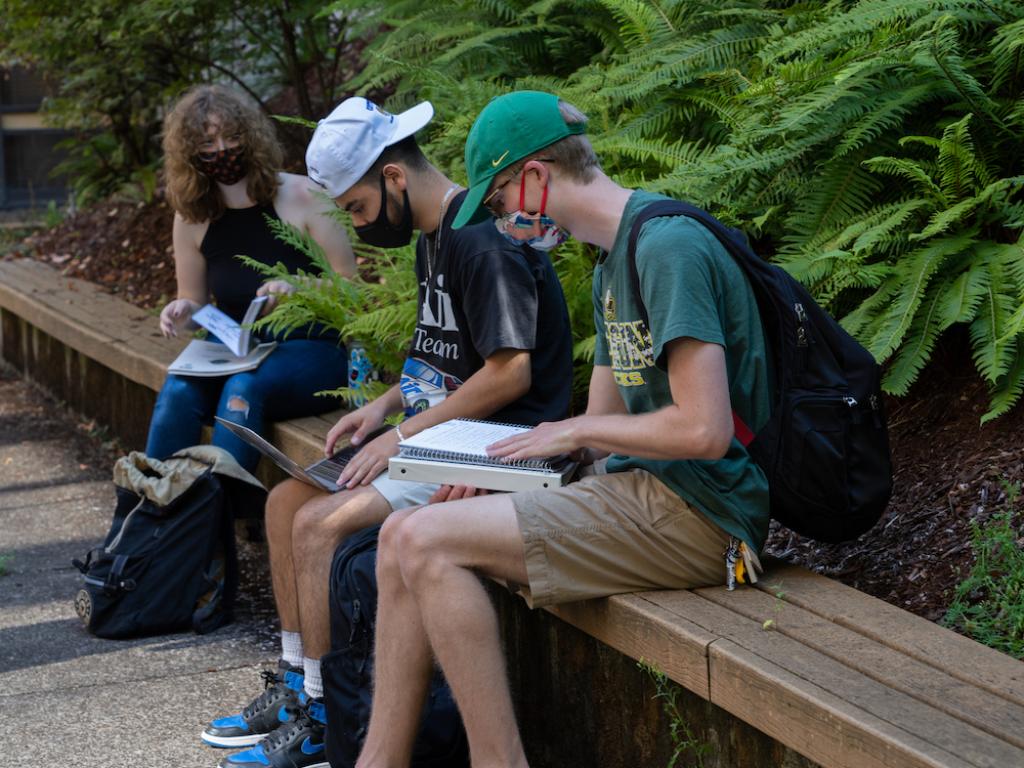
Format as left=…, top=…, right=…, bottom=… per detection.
left=452, top=90, right=587, bottom=229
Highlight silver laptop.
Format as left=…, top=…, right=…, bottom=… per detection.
left=215, top=416, right=390, bottom=493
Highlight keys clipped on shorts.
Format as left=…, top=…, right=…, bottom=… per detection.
left=724, top=537, right=763, bottom=591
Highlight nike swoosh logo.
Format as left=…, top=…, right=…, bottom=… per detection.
left=301, top=737, right=325, bottom=755
left=491, top=150, right=510, bottom=167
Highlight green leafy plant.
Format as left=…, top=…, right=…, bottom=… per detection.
left=0, top=554, right=11, bottom=577
left=942, top=498, right=1024, bottom=659
left=0, top=0, right=356, bottom=204
left=638, top=659, right=710, bottom=768
left=316, top=0, right=1024, bottom=419
left=239, top=213, right=419, bottom=406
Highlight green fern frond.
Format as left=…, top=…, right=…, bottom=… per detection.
left=937, top=262, right=991, bottom=328
left=867, top=233, right=973, bottom=361
left=981, top=339, right=1024, bottom=423
left=883, top=282, right=946, bottom=395
left=970, top=278, right=1017, bottom=383
left=862, top=156, right=946, bottom=203
left=989, top=17, right=1024, bottom=93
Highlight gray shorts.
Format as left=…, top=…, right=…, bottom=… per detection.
left=371, top=471, right=440, bottom=512
left=510, top=467, right=730, bottom=608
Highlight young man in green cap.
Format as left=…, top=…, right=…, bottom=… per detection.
left=355, top=90, right=770, bottom=767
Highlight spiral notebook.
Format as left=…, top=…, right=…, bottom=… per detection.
left=387, top=418, right=577, bottom=493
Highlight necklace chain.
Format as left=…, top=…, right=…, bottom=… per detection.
left=427, top=184, right=460, bottom=284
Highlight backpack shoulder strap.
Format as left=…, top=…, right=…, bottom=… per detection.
left=625, top=200, right=757, bottom=327
left=624, top=199, right=758, bottom=446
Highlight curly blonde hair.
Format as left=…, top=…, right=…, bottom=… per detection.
left=163, top=85, right=282, bottom=223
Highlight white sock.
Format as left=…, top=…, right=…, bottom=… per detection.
left=303, top=656, right=323, bottom=699
left=281, top=630, right=304, bottom=668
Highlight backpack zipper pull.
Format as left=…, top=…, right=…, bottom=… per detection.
left=794, top=303, right=808, bottom=347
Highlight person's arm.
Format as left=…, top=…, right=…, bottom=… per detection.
left=303, top=178, right=356, bottom=278
left=573, top=364, right=628, bottom=464
left=489, top=337, right=733, bottom=462
left=335, top=347, right=532, bottom=488
left=258, top=175, right=357, bottom=311
left=159, top=214, right=208, bottom=337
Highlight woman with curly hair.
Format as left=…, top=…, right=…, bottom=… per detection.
left=148, top=84, right=356, bottom=471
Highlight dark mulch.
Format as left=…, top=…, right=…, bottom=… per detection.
left=12, top=198, right=1024, bottom=636
left=18, top=192, right=176, bottom=310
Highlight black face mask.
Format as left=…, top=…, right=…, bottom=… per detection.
left=354, top=173, right=414, bottom=248
left=196, top=145, right=247, bottom=185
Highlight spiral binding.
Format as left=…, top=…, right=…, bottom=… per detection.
left=397, top=417, right=556, bottom=470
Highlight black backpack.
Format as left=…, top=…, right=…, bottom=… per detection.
left=72, top=447, right=266, bottom=638
left=626, top=200, right=893, bottom=543
left=321, top=524, right=469, bottom=768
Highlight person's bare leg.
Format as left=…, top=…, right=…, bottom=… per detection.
left=292, top=484, right=394, bottom=658
left=356, top=508, right=434, bottom=768
left=265, top=479, right=324, bottom=632
left=358, top=495, right=531, bottom=768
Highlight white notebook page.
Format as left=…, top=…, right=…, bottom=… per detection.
left=398, top=419, right=529, bottom=457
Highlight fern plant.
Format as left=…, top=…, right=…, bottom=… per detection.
left=239, top=213, right=420, bottom=406
left=285, top=0, right=1023, bottom=417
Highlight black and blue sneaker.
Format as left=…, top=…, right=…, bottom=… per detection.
left=201, top=661, right=306, bottom=748
left=218, top=697, right=328, bottom=768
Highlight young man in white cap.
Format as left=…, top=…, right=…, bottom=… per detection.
left=353, top=91, right=770, bottom=768
left=200, top=96, right=573, bottom=768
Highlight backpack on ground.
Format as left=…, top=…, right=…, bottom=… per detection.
left=626, top=200, right=893, bottom=543
left=322, top=524, right=469, bottom=768
left=72, top=445, right=266, bottom=638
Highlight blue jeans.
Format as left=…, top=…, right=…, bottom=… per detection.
left=146, top=339, right=347, bottom=472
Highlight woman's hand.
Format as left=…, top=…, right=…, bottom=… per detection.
left=159, top=298, right=201, bottom=337
left=256, top=279, right=296, bottom=314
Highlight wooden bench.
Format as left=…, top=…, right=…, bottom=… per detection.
left=0, top=258, right=341, bottom=468
left=2, top=256, right=1022, bottom=768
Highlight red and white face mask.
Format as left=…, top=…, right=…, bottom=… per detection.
left=493, top=176, right=569, bottom=251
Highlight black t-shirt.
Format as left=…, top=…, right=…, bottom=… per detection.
left=399, top=191, right=573, bottom=426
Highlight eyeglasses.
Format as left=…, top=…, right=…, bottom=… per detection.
left=482, top=158, right=555, bottom=216
left=482, top=167, right=521, bottom=216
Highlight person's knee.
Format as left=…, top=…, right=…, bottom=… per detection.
left=156, top=375, right=202, bottom=410
left=292, top=500, right=336, bottom=554
left=392, top=506, right=449, bottom=585
left=220, top=375, right=264, bottom=421
left=378, top=509, right=415, bottom=578
left=266, top=479, right=309, bottom=529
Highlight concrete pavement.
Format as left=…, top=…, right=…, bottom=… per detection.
left=0, top=363, right=279, bottom=768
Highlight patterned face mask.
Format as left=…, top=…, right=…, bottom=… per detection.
left=493, top=176, right=568, bottom=251
left=196, top=145, right=247, bottom=185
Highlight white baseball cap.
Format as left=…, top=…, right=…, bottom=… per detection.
left=305, top=97, right=434, bottom=198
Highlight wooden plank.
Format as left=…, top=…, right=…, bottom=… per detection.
left=698, top=585, right=1024, bottom=750
left=710, top=639, right=970, bottom=768
left=645, top=590, right=1023, bottom=768
left=545, top=591, right=716, bottom=698
left=0, top=261, right=181, bottom=390
left=757, top=563, right=1024, bottom=707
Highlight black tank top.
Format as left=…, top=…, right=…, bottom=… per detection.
left=201, top=203, right=312, bottom=320
left=200, top=203, right=339, bottom=343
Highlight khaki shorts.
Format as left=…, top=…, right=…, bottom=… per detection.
left=510, top=467, right=730, bottom=608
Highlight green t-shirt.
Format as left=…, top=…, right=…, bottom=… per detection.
left=593, top=191, right=771, bottom=551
